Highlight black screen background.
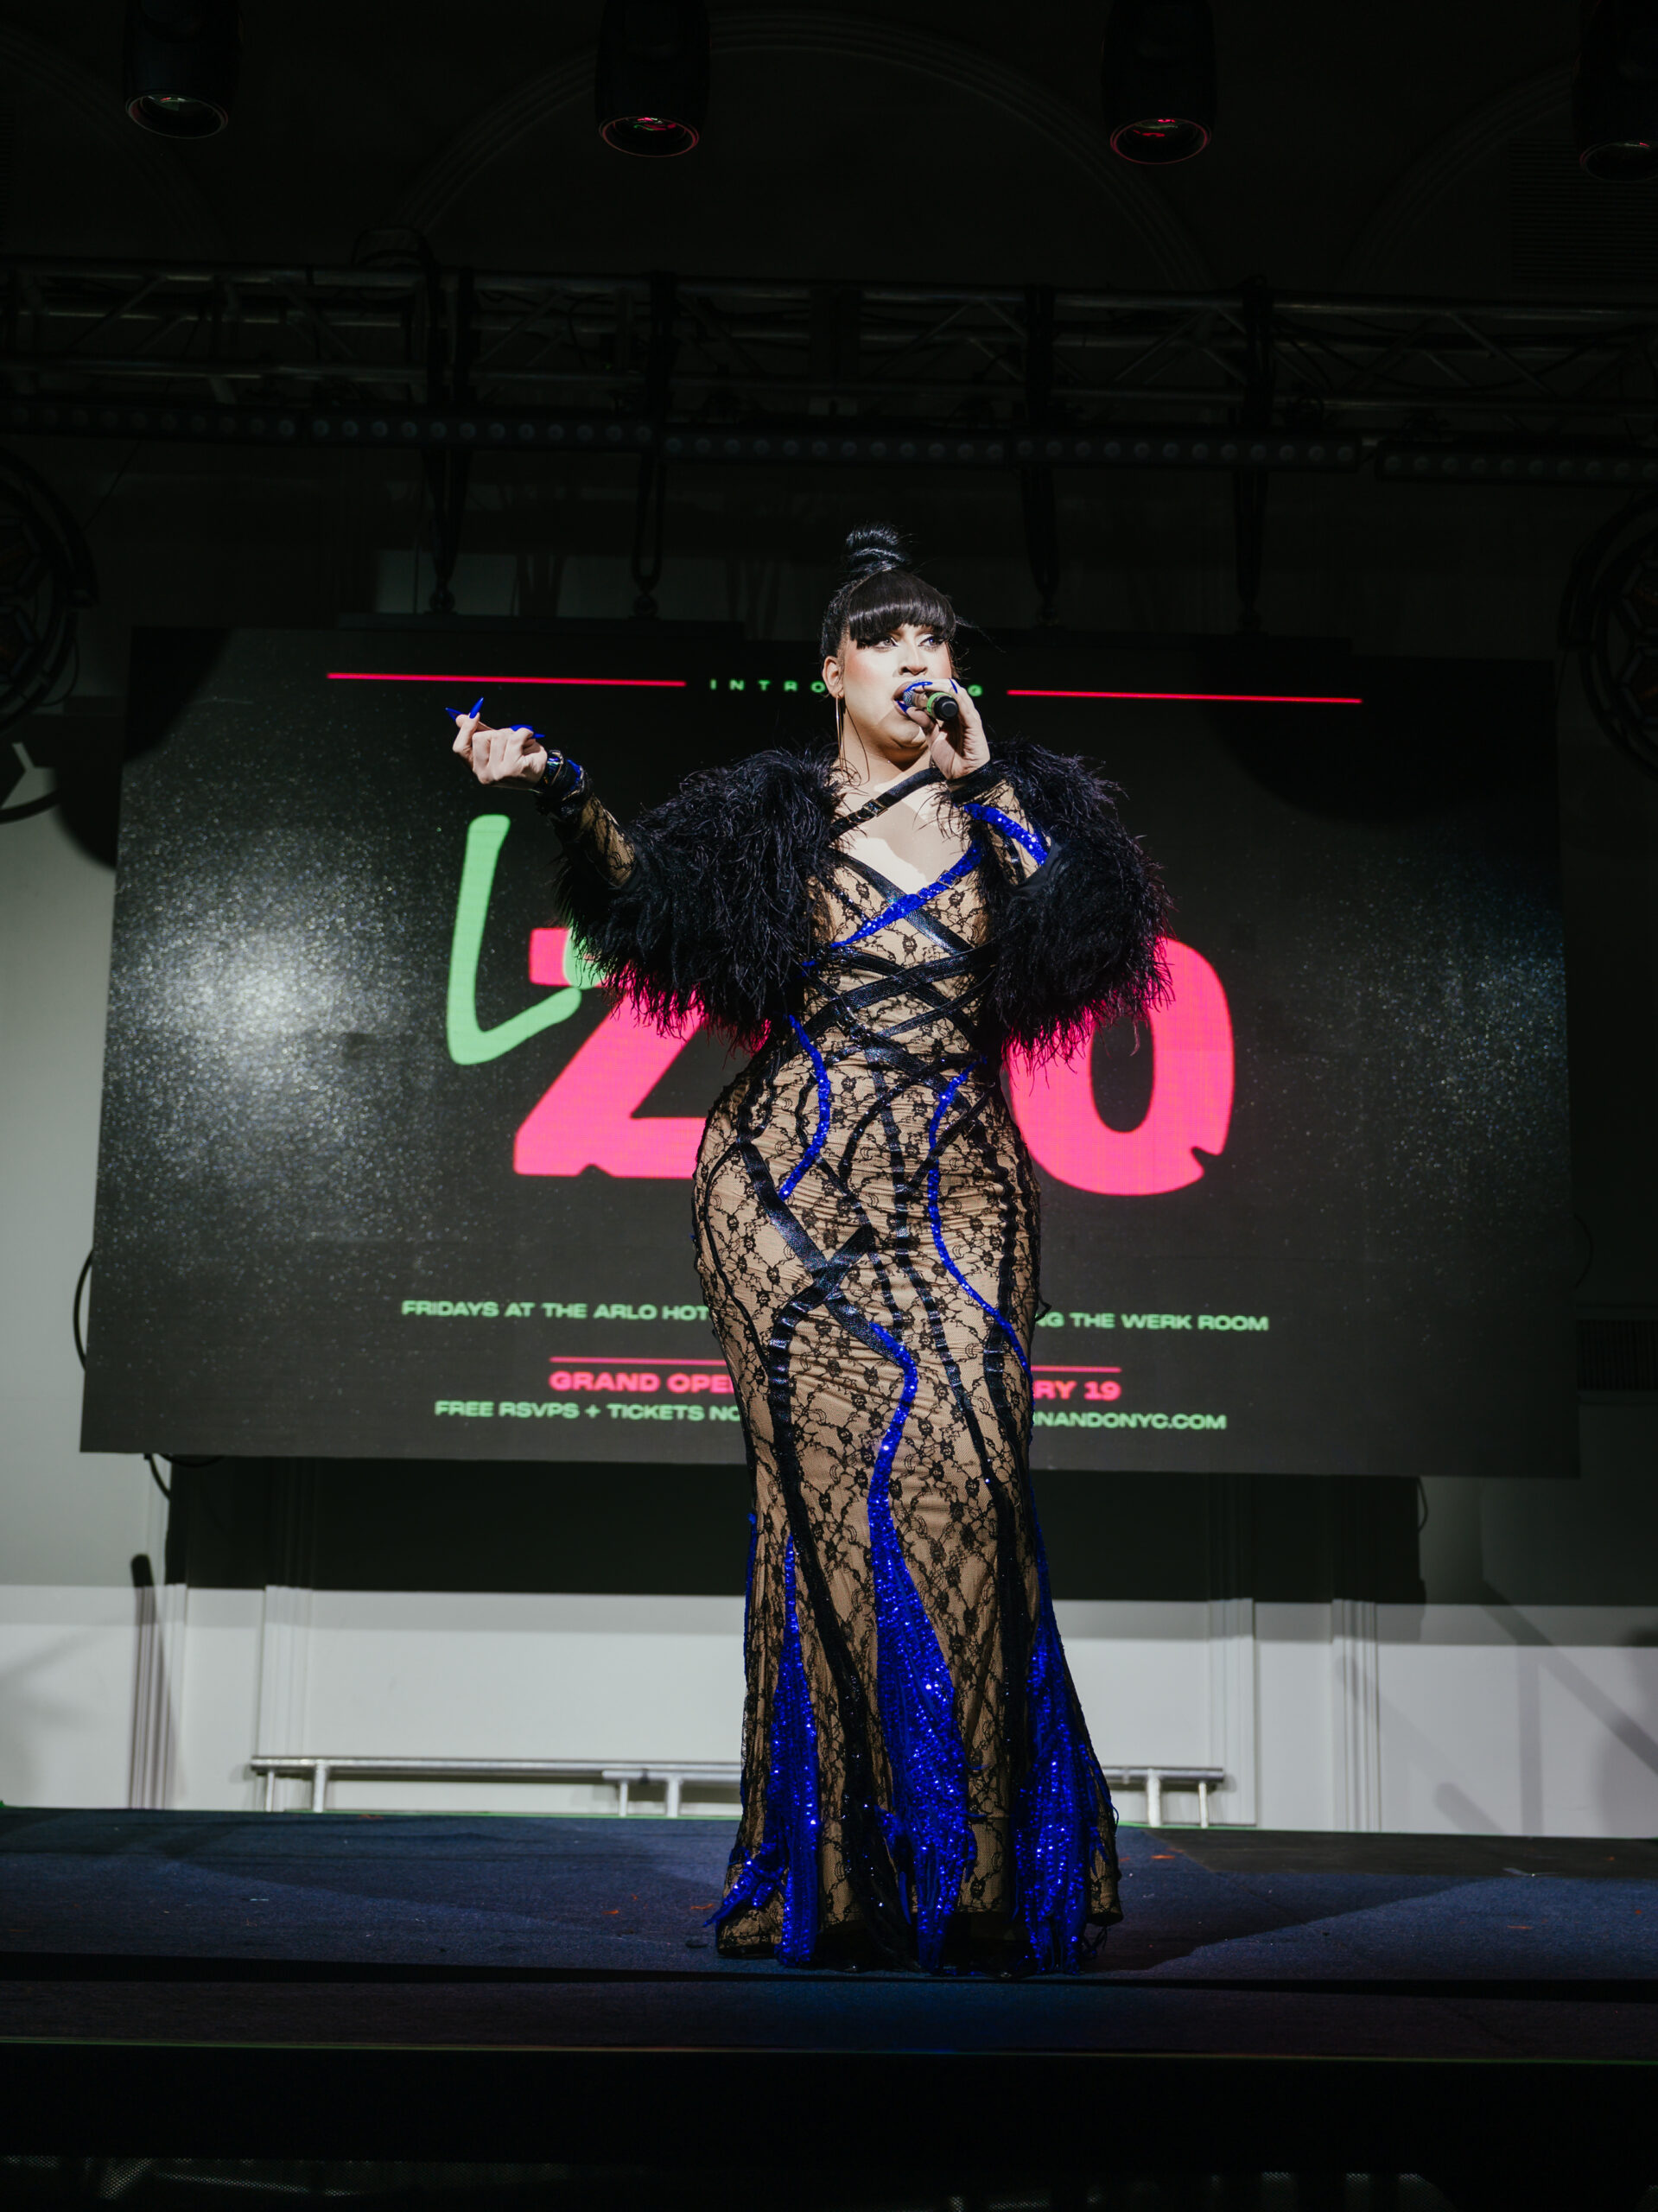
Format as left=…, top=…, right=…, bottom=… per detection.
left=81, top=626, right=1575, bottom=1478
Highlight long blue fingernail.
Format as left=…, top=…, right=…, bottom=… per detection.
left=470, top=696, right=484, bottom=717
left=445, top=703, right=466, bottom=715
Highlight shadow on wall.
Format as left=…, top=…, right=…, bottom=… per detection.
left=4, top=629, right=231, bottom=870
left=1606, top=1625, right=1658, bottom=1834
left=1476, top=1590, right=1658, bottom=1833
left=1432, top=1782, right=1503, bottom=1833
left=1419, top=1595, right=1658, bottom=1836
left=127, top=1555, right=178, bottom=1811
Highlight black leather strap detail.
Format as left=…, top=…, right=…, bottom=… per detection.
left=534, top=752, right=588, bottom=824
left=943, top=761, right=1010, bottom=805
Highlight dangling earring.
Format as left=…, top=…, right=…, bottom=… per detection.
left=835, top=693, right=865, bottom=785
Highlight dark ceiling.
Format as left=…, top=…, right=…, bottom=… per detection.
left=0, top=0, right=1586, bottom=291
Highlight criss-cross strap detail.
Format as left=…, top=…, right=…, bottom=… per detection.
left=827, top=855, right=981, bottom=958
left=816, top=849, right=981, bottom=953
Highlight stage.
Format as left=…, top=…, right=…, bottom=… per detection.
left=1, top=1808, right=1654, bottom=2057
left=3, top=1808, right=1655, bottom=2186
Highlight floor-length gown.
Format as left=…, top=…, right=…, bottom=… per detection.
left=549, top=754, right=1128, bottom=1974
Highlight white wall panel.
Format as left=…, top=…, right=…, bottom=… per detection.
left=0, top=1586, right=137, bottom=1807
left=8, top=1585, right=1658, bottom=1839
left=0, top=813, right=157, bottom=1588
left=305, top=1590, right=746, bottom=1759
left=172, top=1586, right=264, bottom=1811
left=1377, top=1605, right=1658, bottom=1836
left=1255, top=1603, right=1334, bottom=1832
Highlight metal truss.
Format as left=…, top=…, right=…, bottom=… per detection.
left=3, top=257, right=1658, bottom=487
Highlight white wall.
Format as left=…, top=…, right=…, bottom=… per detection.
left=5, top=1581, right=1657, bottom=1837
left=0, top=800, right=162, bottom=1586
left=0, top=1584, right=141, bottom=1809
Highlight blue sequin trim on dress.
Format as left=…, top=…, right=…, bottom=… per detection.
left=925, top=1067, right=1032, bottom=1379
left=963, top=803, right=1049, bottom=866
left=864, top=1316, right=974, bottom=1972
left=778, top=1016, right=832, bottom=1202
left=709, top=1530, right=823, bottom=1965
left=820, top=849, right=980, bottom=952
left=1013, top=1524, right=1115, bottom=1971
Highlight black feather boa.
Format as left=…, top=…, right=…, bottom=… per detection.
left=965, top=735, right=1172, bottom=1059
left=554, top=736, right=1169, bottom=1059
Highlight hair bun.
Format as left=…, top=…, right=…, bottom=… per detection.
left=842, top=524, right=909, bottom=582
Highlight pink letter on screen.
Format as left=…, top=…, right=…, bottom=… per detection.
left=515, top=999, right=705, bottom=1178
left=1004, top=940, right=1234, bottom=1195
left=527, top=927, right=570, bottom=987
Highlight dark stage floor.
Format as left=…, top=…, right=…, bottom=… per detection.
left=2, top=1808, right=1655, bottom=2060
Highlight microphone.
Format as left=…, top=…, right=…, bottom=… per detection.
left=899, top=683, right=962, bottom=726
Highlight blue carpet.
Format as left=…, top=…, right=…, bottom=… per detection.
left=2, top=1810, right=1654, bottom=2056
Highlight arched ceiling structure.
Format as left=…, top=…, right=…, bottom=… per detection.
left=389, top=11, right=1210, bottom=290
left=1336, top=67, right=1651, bottom=299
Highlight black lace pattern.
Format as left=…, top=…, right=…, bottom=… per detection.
left=552, top=759, right=1137, bottom=1974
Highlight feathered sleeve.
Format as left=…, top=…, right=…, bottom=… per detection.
left=947, top=739, right=1171, bottom=1061
left=543, top=750, right=829, bottom=1044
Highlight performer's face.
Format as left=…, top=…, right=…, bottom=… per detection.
left=824, top=622, right=956, bottom=766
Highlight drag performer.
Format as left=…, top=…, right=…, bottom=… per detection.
left=454, top=526, right=1167, bottom=1974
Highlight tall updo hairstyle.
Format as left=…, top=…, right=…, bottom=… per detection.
left=817, top=524, right=960, bottom=668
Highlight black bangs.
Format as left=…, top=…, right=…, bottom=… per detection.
left=820, top=568, right=958, bottom=662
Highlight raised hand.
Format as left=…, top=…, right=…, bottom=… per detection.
left=451, top=703, right=549, bottom=788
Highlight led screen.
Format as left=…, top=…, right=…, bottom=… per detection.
left=82, top=626, right=1574, bottom=1475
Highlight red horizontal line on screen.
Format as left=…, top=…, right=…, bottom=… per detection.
left=551, top=1357, right=1119, bottom=1370
left=1007, top=687, right=1363, bottom=705
left=325, top=672, right=687, bottom=688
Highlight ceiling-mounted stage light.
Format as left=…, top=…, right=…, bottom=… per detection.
left=596, top=0, right=709, bottom=157
left=124, top=0, right=238, bottom=137
left=1100, top=0, right=1216, bottom=164
left=1574, top=0, right=1658, bottom=181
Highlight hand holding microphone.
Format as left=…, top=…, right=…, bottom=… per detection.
left=898, top=678, right=989, bottom=782
left=899, top=683, right=962, bottom=728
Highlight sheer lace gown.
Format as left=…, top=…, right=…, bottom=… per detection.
left=550, top=760, right=1123, bottom=1974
